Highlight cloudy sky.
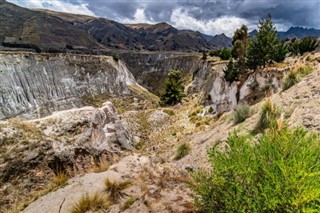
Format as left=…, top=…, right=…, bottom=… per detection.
left=7, top=0, right=320, bottom=37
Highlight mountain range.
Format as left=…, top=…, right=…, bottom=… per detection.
left=0, top=0, right=319, bottom=53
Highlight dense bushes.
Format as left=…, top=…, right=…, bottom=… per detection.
left=209, top=48, right=232, bottom=60
left=289, top=37, right=319, bottom=55
left=160, top=70, right=185, bottom=105
left=191, top=125, right=320, bottom=212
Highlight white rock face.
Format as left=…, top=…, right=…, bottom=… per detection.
left=0, top=53, right=139, bottom=120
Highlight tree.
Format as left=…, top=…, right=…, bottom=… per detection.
left=297, top=37, right=319, bottom=55
left=273, top=40, right=289, bottom=62
left=247, top=15, right=279, bottom=69
left=232, top=25, right=249, bottom=63
left=160, top=70, right=185, bottom=105
left=219, top=48, right=232, bottom=60
left=224, top=59, right=238, bottom=82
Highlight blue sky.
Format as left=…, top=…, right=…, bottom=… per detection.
left=7, top=0, right=320, bottom=36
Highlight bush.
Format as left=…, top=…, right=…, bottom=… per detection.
left=219, top=48, right=232, bottom=60
left=160, top=70, right=185, bottom=105
left=298, top=37, right=319, bottom=55
left=202, top=51, right=207, bottom=60
left=175, top=143, right=191, bottom=160
left=232, top=104, right=252, bottom=124
left=257, top=98, right=280, bottom=131
left=283, top=66, right=313, bottom=90
left=224, top=59, right=239, bottom=82
left=112, top=52, right=119, bottom=62
left=191, top=126, right=320, bottom=213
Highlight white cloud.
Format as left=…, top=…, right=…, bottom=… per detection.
left=121, top=8, right=155, bottom=24
left=170, top=8, right=254, bottom=37
left=7, top=0, right=95, bottom=16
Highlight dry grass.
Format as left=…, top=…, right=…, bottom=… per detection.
left=175, top=143, right=191, bottom=160
left=104, top=178, right=132, bottom=203
left=121, top=196, right=139, bottom=211
left=93, top=162, right=109, bottom=173
left=71, top=192, right=110, bottom=213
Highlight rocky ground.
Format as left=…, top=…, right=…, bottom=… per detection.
left=1, top=52, right=320, bottom=213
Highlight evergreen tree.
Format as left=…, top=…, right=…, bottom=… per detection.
left=298, top=37, right=319, bottom=55
left=273, top=40, right=289, bottom=62
left=224, top=59, right=239, bottom=82
left=247, top=15, right=278, bottom=69
left=232, top=25, right=249, bottom=63
left=160, top=70, right=185, bottom=105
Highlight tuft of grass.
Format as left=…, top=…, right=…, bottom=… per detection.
left=93, top=162, right=109, bottom=173
left=232, top=104, right=252, bottom=124
left=52, top=172, right=69, bottom=187
left=256, top=98, right=281, bottom=131
left=163, top=109, right=175, bottom=116
left=71, top=192, right=110, bottom=213
left=104, top=179, right=132, bottom=203
left=191, top=126, right=320, bottom=212
left=175, top=143, right=191, bottom=160
left=121, top=196, right=138, bottom=211
left=283, top=66, right=313, bottom=90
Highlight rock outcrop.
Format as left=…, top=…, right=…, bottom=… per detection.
left=22, top=154, right=193, bottom=213
left=0, top=53, right=140, bottom=120
left=0, top=102, right=133, bottom=211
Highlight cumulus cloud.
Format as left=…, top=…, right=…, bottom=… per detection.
left=170, top=9, right=252, bottom=37
left=121, top=8, right=155, bottom=24
left=7, top=0, right=95, bottom=16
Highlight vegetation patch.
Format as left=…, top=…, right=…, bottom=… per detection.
left=71, top=192, right=110, bottom=213
left=283, top=66, right=313, bottom=90
left=192, top=125, right=320, bottom=212
left=232, top=104, right=252, bottom=124
left=256, top=98, right=281, bottom=131
left=121, top=196, right=139, bottom=211
left=104, top=178, right=132, bottom=203
left=175, top=143, right=191, bottom=160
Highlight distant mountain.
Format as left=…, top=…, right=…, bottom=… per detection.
left=249, top=27, right=320, bottom=39
left=0, top=0, right=230, bottom=52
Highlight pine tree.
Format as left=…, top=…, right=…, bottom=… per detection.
left=247, top=15, right=278, bottom=69
left=160, top=70, right=185, bottom=105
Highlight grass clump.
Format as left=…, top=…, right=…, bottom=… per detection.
left=121, top=196, right=138, bottom=211
left=175, top=143, right=191, bottom=160
left=71, top=192, right=110, bottom=213
left=163, top=109, right=175, bottom=116
left=283, top=66, right=313, bottom=90
left=232, top=104, right=252, bottom=124
left=256, top=98, right=281, bottom=131
left=191, top=126, right=320, bottom=213
left=104, top=179, right=132, bottom=203
left=51, top=172, right=69, bottom=187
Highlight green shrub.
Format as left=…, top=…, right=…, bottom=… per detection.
left=160, top=70, right=185, bottom=105
left=191, top=126, right=320, bottom=213
left=283, top=66, right=313, bottom=90
left=224, top=59, right=239, bottom=82
left=232, top=104, right=252, bottom=124
left=256, top=98, right=280, bottom=131
left=112, top=52, right=119, bottom=62
left=219, top=48, right=232, bottom=60
left=175, top=143, right=191, bottom=160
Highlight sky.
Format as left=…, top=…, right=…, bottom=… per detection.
left=7, top=0, right=320, bottom=37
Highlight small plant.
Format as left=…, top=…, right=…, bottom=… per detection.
left=52, top=172, right=69, bottom=187
left=202, top=51, right=207, bottom=60
left=112, top=52, right=119, bottom=62
left=191, top=126, right=320, bottom=212
left=256, top=98, right=280, bottom=131
left=163, top=109, right=175, bottom=116
left=283, top=66, right=313, bottom=90
left=93, top=162, right=109, bottom=173
left=175, top=143, right=191, bottom=160
left=104, top=179, right=131, bottom=203
left=224, top=59, right=239, bottom=82
left=232, top=104, right=252, bottom=124
left=121, top=196, right=138, bottom=211
left=71, top=192, right=110, bottom=213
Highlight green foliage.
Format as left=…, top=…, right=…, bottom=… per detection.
left=283, top=66, right=313, bottom=90
left=247, top=15, right=287, bottom=69
left=297, top=37, right=319, bottom=55
left=209, top=48, right=232, bottom=60
left=71, top=192, right=110, bottom=213
left=232, top=104, right=252, bottom=124
left=160, top=70, right=185, bottom=105
left=273, top=40, right=289, bottom=62
left=192, top=126, right=320, bottom=213
left=224, top=59, right=239, bottom=82
left=112, top=52, right=119, bottom=62
left=232, top=25, right=248, bottom=63
left=219, top=48, right=232, bottom=60
left=257, top=98, right=281, bottom=131
left=175, top=143, right=191, bottom=160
